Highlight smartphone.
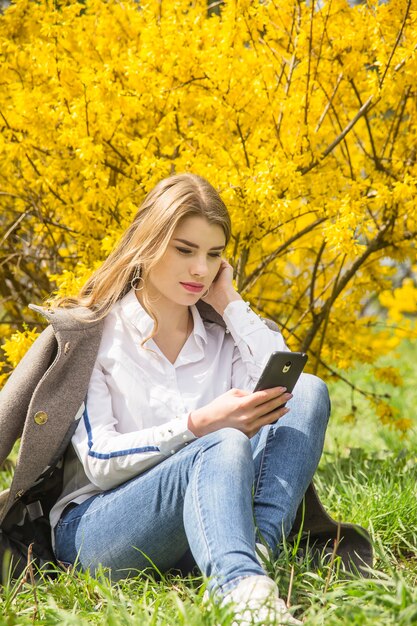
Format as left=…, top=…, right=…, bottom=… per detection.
left=253, top=351, right=308, bottom=394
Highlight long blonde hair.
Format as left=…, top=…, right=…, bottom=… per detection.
left=54, top=173, right=231, bottom=324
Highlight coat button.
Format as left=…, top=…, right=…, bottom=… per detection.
left=34, top=411, right=48, bottom=425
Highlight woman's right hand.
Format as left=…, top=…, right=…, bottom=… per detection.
left=187, top=386, right=292, bottom=439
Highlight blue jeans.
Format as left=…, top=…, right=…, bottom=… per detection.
left=54, top=373, right=330, bottom=594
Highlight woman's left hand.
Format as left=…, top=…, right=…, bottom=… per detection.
left=201, top=259, right=242, bottom=315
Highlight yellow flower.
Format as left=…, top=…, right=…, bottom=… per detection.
left=2, top=328, right=40, bottom=369
left=373, top=367, right=403, bottom=387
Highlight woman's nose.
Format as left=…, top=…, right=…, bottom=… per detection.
left=191, top=257, right=208, bottom=276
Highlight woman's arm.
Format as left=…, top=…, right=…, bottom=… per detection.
left=203, top=258, right=288, bottom=388
left=71, top=363, right=196, bottom=491
left=188, top=259, right=291, bottom=438
left=188, top=385, right=292, bottom=439
left=225, top=300, right=288, bottom=389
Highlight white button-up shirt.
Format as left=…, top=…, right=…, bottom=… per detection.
left=49, top=290, right=287, bottom=533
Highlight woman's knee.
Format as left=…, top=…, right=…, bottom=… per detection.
left=202, top=426, right=249, bottom=445
left=201, top=427, right=253, bottom=473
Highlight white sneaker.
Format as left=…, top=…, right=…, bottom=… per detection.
left=223, top=575, right=302, bottom=625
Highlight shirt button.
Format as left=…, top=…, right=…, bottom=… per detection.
left=182, top=434, right=188, bottom=440
left=250, top=319, right=255, bottom=325
left=34, top=411, right=48, bottom=425
left=170, top=450, right=175, bottom=455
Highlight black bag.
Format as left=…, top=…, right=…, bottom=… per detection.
left=0, top=528, right=31, bottom=583
left=1, top=466, right=63, bottom=585
left=1, top=512, right=58, bottom=585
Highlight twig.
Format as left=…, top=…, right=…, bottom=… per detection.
left=25, top=154, right=67, bottom=206
left=315, top=73, right=343, bottom=133
left=26, top=544, right=39, bottom=622
left=236, top=118, right=251, bottom=168
left=104, top=139, right=130, bottom=165
left=313, top=254, right=347, bottom=375
left=8, top=565, right=29, bottom=604
left=240, top=217, right=327, bottom=293
left=380, top=87, right=409, bottom=161
left=286, top=565, right=295, bottom=609
left=313, top=0, right=333, bottom=83
left=275, top=1, right=301, bottom=138
left=309, top=239, right=326, bottom=313
left=379, top=0, right=412, bottom=87
left=304, top=0, right=315, bottom=128
left=349, top=79, right=381, bottom=171
left=299, top=96, right=374, bottom=175
left=387, top=86, right=411, bottom=164
left=0, top=211, right=30, bottom=249
left=316, top=76, right=354, bottom=177
left=6, top=541, right=36, bottom=607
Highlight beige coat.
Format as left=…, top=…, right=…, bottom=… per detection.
left=0, top=301, right=373, bottom=574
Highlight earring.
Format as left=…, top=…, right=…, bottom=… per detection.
left=201, top=287, right=210, bottom=299
left=130, top=272, right=144, bottom=292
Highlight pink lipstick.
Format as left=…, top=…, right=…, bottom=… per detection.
left=180, top=282, right=204, bottom=293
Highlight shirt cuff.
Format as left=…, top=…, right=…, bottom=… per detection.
left=223, top=299, right=268, bottom=338
left=157, top=414, right=196, bottom=456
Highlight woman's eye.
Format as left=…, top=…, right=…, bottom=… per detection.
left=175, top=247, right=221, bottom=258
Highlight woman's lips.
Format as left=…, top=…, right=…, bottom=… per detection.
left=180, top=282, right=205, bottom=293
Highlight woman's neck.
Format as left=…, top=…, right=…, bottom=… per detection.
left=135, top=291, right=191, bottom=338
left=135, top=291, right=193, bottom=364
left=156, top=305, right=192, bottom=338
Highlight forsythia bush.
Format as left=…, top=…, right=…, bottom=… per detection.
left=0, top=0, right=416, bottom=428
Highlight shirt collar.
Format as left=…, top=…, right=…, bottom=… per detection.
left=119, top=289, right=155, bottom=338
left=190, top=303, right=208, bottom=345
left=120, top=289, right=208, bottom=345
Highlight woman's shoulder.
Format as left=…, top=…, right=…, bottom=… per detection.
left=29, top=303, right=105, bottom=332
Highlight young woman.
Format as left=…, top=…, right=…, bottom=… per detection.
left=0, top=174, right=371, bottom=624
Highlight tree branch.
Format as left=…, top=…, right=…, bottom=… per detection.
left=379, top=0, right=412, bottom=88
left=301, top=221, right=394, bottom=352
left=299, top=95, right=374, bottom=175
left=240, top=216, right=327, bottom=292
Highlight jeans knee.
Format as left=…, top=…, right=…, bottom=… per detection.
left=203, top=428, right=253, bottom=475
left=214, top=427, right=252, bottom=454
left=294, top=373, right=331, bottom=424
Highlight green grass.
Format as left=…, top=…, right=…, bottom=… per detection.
left=1, top=338, right=417, bottom=624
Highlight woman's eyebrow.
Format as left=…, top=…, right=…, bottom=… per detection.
left=173, top=238, right=225, bottom=251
